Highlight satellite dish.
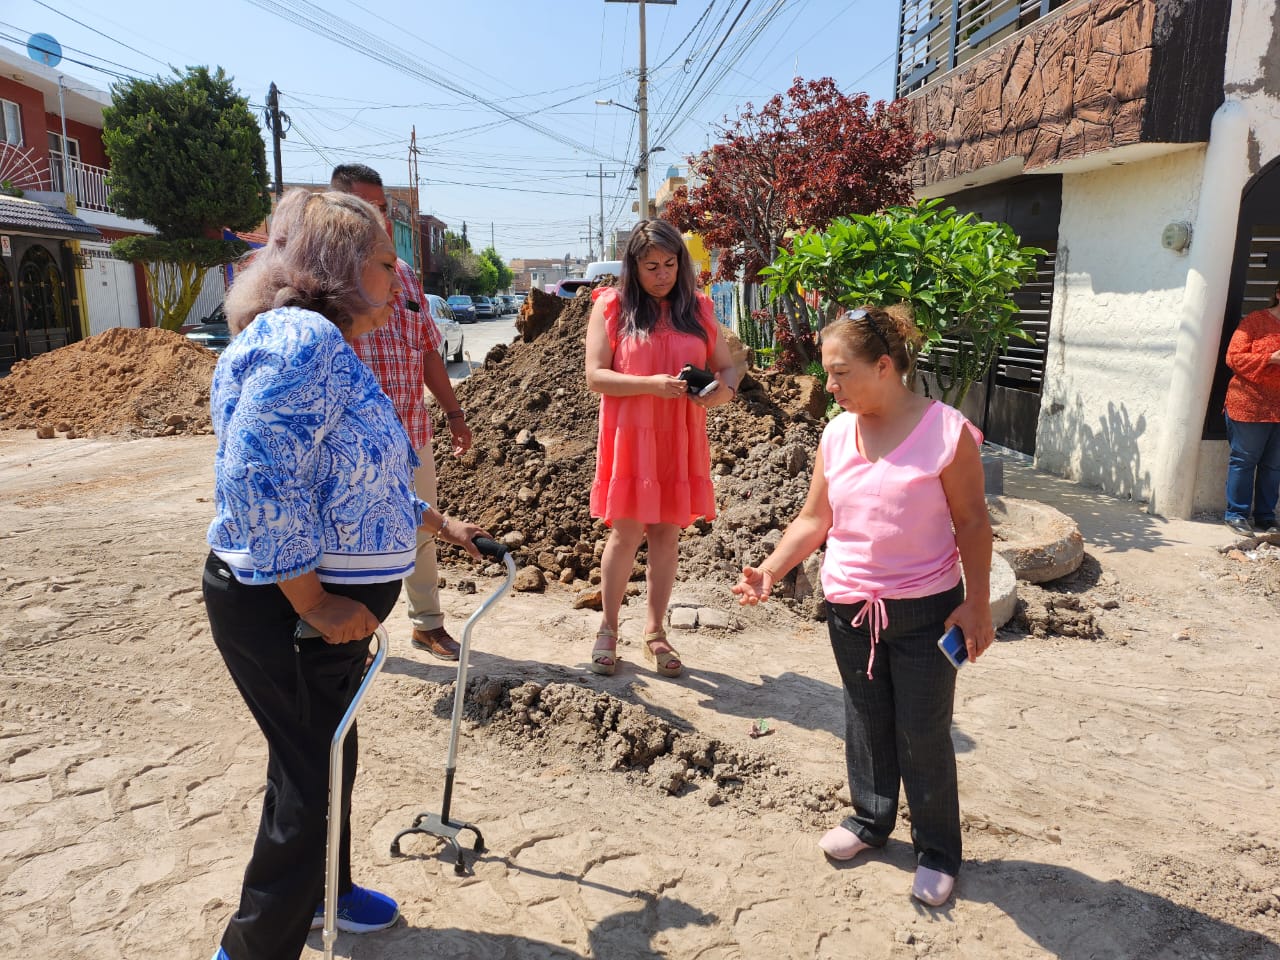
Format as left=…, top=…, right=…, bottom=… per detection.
left=27, top=33, right=63, bottom=68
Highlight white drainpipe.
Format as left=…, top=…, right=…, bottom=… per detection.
left=1150, top=99, right=1250, bottom=519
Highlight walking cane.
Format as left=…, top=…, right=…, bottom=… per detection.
left=390, top=536, right=515, bottom=874
left=299, top=622, right=388, bottom=960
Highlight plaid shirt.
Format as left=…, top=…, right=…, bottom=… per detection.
left=352, top=259, right=442, bottom=451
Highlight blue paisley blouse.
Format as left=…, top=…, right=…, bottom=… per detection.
left=207, top=307, right=427, bottom=585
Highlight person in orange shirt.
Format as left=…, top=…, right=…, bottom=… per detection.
left=1223, top=279, right=1280, bottom=538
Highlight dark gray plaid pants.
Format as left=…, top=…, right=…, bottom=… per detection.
left=827, top=582, right=964, bottom=877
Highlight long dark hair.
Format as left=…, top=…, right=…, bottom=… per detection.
left=616, top=219, right=706, bottom=342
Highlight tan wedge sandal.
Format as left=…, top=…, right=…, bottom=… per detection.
left=590, top=625, right=618, bottom=676
left=642, top=630, right=682, bottom=678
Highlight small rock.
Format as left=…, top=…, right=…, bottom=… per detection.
left=669, top=607, right=698, bottom=630
left=514, top=567, right=546, bottom=593
left=1098, top=598, right=1119, bottom=610
left=697, top=607, right=729, bottom=629
left=574, top=588, right=603, bottom=611
left=35, top=425, right=55, bottom=439
left=54, top=420, right=72, bottom=433
left=517, top=485, right=537, bottom=504
left=501, top=531, right=526, bottom=548
left=558, top=568, right=574, bottom=584
left=164, top=414, right=186, bottom=428
left=456, top=579, right=477, bottom=595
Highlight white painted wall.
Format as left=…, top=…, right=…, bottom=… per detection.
left=1035, top=148, right=1206, bottom=503
left=1225, top=0, right=1280, bottom=175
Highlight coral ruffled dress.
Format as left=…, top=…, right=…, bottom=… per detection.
left=589, top=286, right=719, bottom=527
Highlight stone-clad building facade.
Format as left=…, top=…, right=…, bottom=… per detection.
left=898, top=0, right=1280, bottom=518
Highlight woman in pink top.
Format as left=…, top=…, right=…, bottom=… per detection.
left=733, top=305, right=993, bottom=907
left=586, top=220, right=739, bottom=678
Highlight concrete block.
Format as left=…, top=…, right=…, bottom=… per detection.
left=988, top=496, right=1085, bottom=583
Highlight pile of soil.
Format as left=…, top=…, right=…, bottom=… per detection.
left=0, top=327, right=216, bottom=438
left=436, top=289, right=827, bottom=599
left=412, top=674, right=845, bottom=822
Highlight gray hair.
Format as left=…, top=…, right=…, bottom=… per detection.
left=224, top=189, right=386, bottom=335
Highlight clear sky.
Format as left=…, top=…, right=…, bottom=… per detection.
left=1, top=0, right=900, bottom=260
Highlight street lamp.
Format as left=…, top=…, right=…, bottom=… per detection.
left=596, top=98, right=662, bottom=219
left=594, top=98, right=638, bottom=114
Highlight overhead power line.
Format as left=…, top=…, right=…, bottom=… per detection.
left=245, top=0, right=619, bottom=162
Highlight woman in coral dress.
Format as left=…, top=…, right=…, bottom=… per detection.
left=585, top=219, right=739, bottom=678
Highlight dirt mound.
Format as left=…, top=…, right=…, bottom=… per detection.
left=435, top=288, right=825, bottom=597
left=0, top=327, right=216, bottom=439
left=420, top=676, right=844, bottom=821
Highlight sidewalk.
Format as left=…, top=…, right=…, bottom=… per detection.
left=984, top=445, right=1229, bottom=567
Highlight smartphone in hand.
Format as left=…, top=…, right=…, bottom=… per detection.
left=937, top=625, right=968, bottom=669
left=678, top=364, right=719, bottom=397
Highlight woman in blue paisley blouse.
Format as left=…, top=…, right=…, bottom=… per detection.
left=202, top=188, right=486, bottom=960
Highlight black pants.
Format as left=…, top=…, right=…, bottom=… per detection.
left=827, top=583, right=964, bottom=877
left=203, top=552, right=401, bottom=960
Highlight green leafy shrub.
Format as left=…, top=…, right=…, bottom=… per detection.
left=761, top=198, right=1045, bottom=406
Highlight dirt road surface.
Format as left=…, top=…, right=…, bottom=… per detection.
left=1, top=432, right=1277, bottom=959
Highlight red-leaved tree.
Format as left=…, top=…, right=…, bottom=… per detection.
left=664, top=77, right=928, bottom=363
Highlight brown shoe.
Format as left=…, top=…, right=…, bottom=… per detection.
left=411, top=626, right=460, bottom=661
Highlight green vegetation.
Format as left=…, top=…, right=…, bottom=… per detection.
left=761, top=199, right=1045, bottom=406
left=103, top=66, right=270, bottom=330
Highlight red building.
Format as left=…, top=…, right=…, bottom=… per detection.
left=0, top=42, right=161, bottom=370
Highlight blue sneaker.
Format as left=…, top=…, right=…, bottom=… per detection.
left=310, top=885, right=399, bottom=933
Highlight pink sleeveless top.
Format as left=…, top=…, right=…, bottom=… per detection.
left=820, top=401, right=982, bottom=676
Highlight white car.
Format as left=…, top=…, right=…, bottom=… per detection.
left=425, top=294, right=464, bottom=363
left=584, top=259, right=623, bottom=282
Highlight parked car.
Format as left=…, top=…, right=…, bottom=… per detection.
left=425, top=294, right=464, bottom=363
left=555, top=277, right=592, bottom=299
left=183, top=305, right=231, bottom=354
left=498, top=294, right=518, bottom=313
left=584, top=260, right=623, bottom=282
left=447, top=295, right=477, bottom=323
left=472, top=296, right=496, bottom=319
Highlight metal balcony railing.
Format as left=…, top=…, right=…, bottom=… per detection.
left=49, top=157, right=116, bottom=214
left=896, top=0, right=1077, bottom=98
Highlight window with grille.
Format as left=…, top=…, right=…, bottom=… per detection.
left=1, top=100, right=22, bottom=146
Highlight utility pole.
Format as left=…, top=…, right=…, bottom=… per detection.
left=408, top=126, right=422, bottom=283
left=580, top=217, right=596, bottom=260
left=606, top=0, right=675, bottom=221
left=490, top=221, right=495, bottom=252
left=586, top=163, right=616, bottom=259
left=265, top=83, right=287, bottom=201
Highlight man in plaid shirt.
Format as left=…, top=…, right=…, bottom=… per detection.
left=332, top=164, right=473, bottom=660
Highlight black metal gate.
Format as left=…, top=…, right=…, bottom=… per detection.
left=1205, top=155, right=1280, bottom=438
left=917, top=175, right=1062, bottom=454
left=0, top=237, right=79, bottom=372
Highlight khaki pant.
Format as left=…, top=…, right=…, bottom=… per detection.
left=406, top=443, right=442, bottom=631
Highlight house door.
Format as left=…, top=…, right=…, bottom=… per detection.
left=1205, top=155, right=1280, bottom=437
left=81, top=242, right=141, bottom=335
left=0, top=259, right=16, bottom=369
left=16, top=240, right=76, bottom=358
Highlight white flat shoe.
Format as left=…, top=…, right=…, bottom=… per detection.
left=911, top=866, right=955, bottom=906
left=817, top=825, right=871, bottom=861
